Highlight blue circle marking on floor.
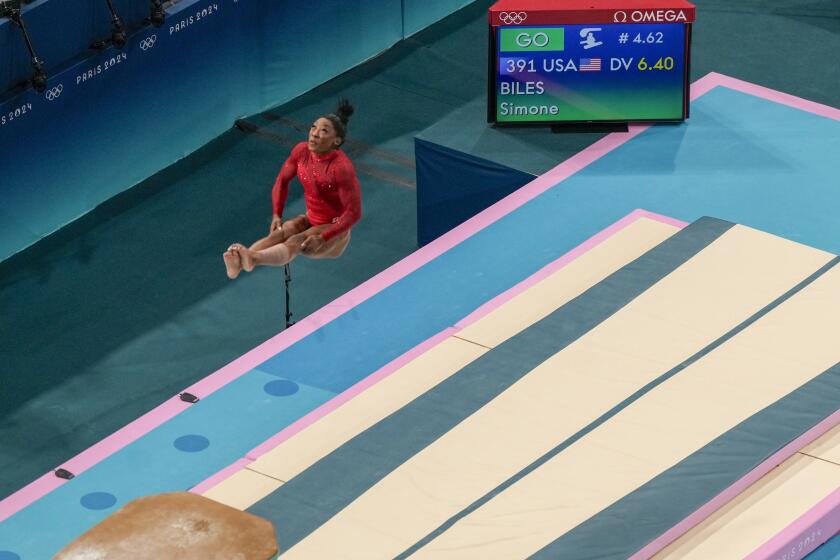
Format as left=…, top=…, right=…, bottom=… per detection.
left=173, top=434, right=210, bottom=452
left=264, top=379, right=300, bottom=397
left=0, top=551, right=21, bottom=560
left=80, top=492, right=117, bottom=510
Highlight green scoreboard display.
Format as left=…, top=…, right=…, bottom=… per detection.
left=488, top=0, right=696, bottom=124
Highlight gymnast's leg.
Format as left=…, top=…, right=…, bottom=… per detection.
left=222, top=216, right=309, bottom=279
left=249, top=215, right=309, bottom=251
left=231, top=229, right=308, bottom=271
left=230, top=223, right=350, bottom=273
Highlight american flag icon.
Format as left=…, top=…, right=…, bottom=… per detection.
left=580, top=58, right=602, bottom=71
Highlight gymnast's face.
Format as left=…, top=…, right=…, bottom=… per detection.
left=308, top=118, right=342, bottom=154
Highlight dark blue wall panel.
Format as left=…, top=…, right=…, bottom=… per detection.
left=415, top=137, right=534, bottom=246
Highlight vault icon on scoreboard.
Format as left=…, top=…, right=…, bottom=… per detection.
left=579, top=28, right=603, bottom=50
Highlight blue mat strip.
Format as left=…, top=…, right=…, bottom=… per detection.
left=0, top=371, right=336, bottom=558
left=247, top=217, right=734, bottom=549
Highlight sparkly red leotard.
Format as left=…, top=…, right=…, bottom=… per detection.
left=271, top=142, right=362, bottom=241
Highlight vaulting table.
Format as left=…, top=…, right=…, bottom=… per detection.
left=54, top=492, right=279, bottom=560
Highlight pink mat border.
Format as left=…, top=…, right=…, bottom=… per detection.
left=747, top=486, right=840, bottom=560
left=190, top=209, right=686, bottom=495
left=2, top=71, right=837, bottom=524
left=631, top=409, right=840, bottom=559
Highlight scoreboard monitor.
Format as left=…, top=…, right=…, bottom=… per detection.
left=488, top=0, right=696, bottom=124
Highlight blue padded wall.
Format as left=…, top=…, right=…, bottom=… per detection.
left=1, top=0, right=150, bottom=91
left=0, top=0, right=473, bottom=261
left=257, top=0, right=403, bottom=106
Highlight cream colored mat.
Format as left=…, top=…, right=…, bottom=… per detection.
left=282, top=227, right=833, bottom=559
left=203, top=217, right=679, bottom=508
left=202, top=467, right=284, bottom=512
left=803, top=423, right=840, bottom=466
left=457, top=217, right=682, bottom=348
left=653, top=446, right=840, bottom=559
left=413, top=255, right=840, bottom=559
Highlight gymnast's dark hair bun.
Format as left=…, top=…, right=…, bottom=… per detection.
left=336, top=98, right=354, bottom=125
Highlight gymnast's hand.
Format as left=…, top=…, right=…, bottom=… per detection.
left=301, top=234, right=324, bottom=254
left=270, top=215, right=283, bottom=234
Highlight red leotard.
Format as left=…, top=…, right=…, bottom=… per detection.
left=271, top=142, right=362, bottom=241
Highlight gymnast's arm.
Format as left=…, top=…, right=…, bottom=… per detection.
left=270, top=143, right=305, bottom=232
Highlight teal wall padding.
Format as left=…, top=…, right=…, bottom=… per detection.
left=255, top=0, right=402, bottom=108
left=403, top=0, right=473, bottom=36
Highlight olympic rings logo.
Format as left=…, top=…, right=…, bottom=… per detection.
left=498, top=11, right=527, bottom=25
left=140, top=35, right=157, bottom=51
left=45, top=84, right=63, bottom=101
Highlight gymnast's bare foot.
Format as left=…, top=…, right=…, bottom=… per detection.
left=232, top=243, right=256, bottom=272
left=223, top=246, right=242, bottom=279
